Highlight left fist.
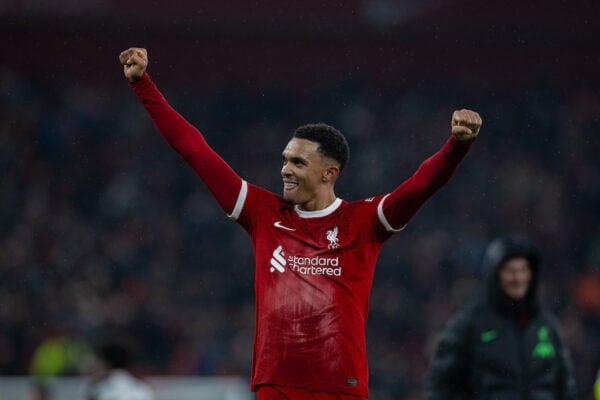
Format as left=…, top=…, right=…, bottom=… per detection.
left=451, top=109, right=482, bottom=141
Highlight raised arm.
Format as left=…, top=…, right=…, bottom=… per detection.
left=377, top=109, right=482, bottom=233
left=119, top=47, right=243, bottom=215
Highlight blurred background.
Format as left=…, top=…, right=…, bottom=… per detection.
left=1, top=0, right=599, bottom=399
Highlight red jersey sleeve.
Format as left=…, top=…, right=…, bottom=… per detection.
left=378, top=135, right=474, bottom=234
left=130, top=73, right=243, bottom=215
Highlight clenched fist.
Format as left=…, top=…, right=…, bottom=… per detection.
left=119, top=47, right=148, bottom=82
left=451, top=109, right=482, bottom=141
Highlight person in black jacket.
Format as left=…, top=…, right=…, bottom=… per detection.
left=425, top=235, right=577, bottom=400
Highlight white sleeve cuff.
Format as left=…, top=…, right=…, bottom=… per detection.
left=228, top=180, right=248, bottom=220
left=377, top=193, right=406, bottom=232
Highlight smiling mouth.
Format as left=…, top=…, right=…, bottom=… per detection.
left=283, top=182, right=298, bottom=191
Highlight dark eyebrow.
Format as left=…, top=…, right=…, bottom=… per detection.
left=293, top=157, right=308, bottom=165
left=282, top=154, right=308, bottom=166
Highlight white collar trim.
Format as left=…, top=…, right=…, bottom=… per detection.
left=295, top=198, right=342, bottom=218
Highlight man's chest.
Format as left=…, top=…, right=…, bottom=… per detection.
left=259, top=209, right=370, bottom=253
left=251, top=207, right=381, bottom=280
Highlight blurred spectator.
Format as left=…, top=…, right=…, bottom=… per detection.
left=0, top=62, right=598, bottom=398
left=85, top=336, right=154, bottom=400
left=30, top=380, right=53, bottom=400
left=30, top=333, right=92, bottom=378
left=593, top=362, right=600, bottom=400
left=425, top=236, right=577, bottom=400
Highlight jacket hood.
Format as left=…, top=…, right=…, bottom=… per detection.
left=480, top=235, right=541, bottom=316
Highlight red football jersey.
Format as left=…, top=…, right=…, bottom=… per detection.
left=130, top=73, right=473, bottom=397
left=234, top=185, right=390, bottom=396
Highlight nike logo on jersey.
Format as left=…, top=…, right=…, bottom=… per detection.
left=274, top=221, right=296, bottom=231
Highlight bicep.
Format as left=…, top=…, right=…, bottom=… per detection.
left=186, top=149, right=243, bottom=215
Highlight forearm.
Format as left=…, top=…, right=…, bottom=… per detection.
left=425, top=312, right=472, bottom=400
left=130, top=73, right=242, bottom=213
left=382, top=135, right=474, bottom=229
left=425, top=353, right=463, bottom=400
left=558, top=343, right=578, bottom=400
left=130, top=73, right=208, bottom=158
left=424, top=381, right=455, bottom=400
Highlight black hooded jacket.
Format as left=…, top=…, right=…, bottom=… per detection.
left=425, top=236, right=577, bottom=400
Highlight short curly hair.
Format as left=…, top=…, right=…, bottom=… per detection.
left=292, top=123, right=350, bottom=172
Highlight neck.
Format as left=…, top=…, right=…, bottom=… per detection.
left=298, top=192, right=337, bottom=212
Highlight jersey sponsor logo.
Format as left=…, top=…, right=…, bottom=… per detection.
left=269, top=245, right=342, bottom=276
left=273, top=221, right=296, bottom=231
left=270, top=245, right=286, bottom=273
left=326, top=226, right=340, bottom=249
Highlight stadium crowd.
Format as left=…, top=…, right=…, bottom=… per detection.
left=0, top=66, right=599, bottom=399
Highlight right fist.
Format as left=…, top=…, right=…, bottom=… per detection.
left=119, top=48, right=148, bottom=82
left=451, top=109, right=482, bottom=142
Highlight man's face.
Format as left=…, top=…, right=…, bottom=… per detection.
left=498, top=257, right=532, bottom=300
left=281, top=138, right=328, bottom=207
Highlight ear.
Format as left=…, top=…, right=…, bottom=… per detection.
left=322, top=164, right=340, bottom=183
